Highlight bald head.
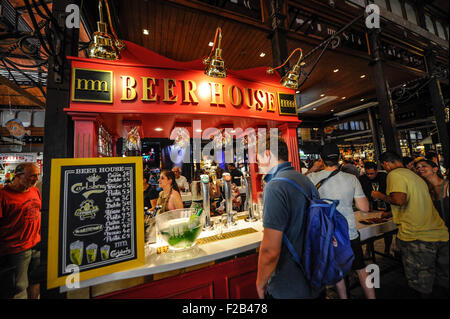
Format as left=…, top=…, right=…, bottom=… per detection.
left=12, top=162, right=40, bottom=192
left=172, top=166, right=181, bottom=178
left=14, top=162, right=39, bottom=175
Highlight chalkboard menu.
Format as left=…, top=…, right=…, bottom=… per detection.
left=47, top=157, right=144, bottom=289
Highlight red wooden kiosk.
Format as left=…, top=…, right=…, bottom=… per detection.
left=64, top=41, right=301, bottom=298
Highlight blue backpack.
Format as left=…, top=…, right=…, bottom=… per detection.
left=272, top=176, right=355, bottom=289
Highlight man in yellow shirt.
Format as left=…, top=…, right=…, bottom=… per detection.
left=372, top=151, right=448, bottom=298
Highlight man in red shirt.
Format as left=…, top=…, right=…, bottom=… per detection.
left=0, top=163, right=42, bottom=299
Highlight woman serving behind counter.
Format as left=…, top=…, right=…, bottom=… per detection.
left=157, top=170, right=183, bottom=213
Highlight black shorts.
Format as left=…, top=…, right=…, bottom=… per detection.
left=350, top=236, right=366, bottom=271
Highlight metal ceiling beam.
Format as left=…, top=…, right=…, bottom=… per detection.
left=14, top=0, right=52, bottom=11
left=0, top=74, right=45, bottom=108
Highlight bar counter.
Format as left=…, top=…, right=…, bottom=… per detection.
left=63, top=212, right=263, bottom=298
left=63, top=211, right=398, bottom=298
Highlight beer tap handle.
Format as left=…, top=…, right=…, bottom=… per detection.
left=222, top=173, right=236, bottom=227
left=200, top=174, right=213, bottom=229
left=244, top=173, right=257, bottom=222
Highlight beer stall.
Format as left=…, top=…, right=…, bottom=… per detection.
left=48, top=26, right=303, bottom=298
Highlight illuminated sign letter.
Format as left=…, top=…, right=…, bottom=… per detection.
left=255, top=90, right=265, bottom=111
left=266, top=92, right=276, bottom=112
left=244, top=88, right=254, bottom=109
left=181, top=80, right=199, bottom=104
left=141, top=77, right=158, bottom=102
left=209, top=83, right=225, bottom=106
left=163, top=78, right=177, bottom=103
left=229, top=85, right=243, bottom=108
left=121, top=76, right=137, bottom=101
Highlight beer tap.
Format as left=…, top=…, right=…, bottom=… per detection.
left=222, top=172, right=236, bottom=227
left=200, top=174, right=213, bottom=230
left=244, top=172, right=257, bottom=222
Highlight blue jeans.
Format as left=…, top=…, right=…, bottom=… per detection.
left=0, top=245, right=41, bottom=299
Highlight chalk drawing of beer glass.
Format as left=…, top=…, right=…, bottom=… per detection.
left=86, top=243, right=98, bottom=263
left=100, top=245, right=110, bottom=261
left=70, top=240, right=84, bottom=266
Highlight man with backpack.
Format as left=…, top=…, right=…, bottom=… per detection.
left=256, top=135, right=322, bottom=299
left=307, top=143, right=375, bottom=299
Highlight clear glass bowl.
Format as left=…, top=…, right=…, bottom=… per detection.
left=155, top=208, right=205, bottom=251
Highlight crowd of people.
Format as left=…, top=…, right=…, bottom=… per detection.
left=1, top=144, right=448, bottom=299
left=257, top=137, right=448, bottom=299
left=303, top=151, right=449, bottom=228
left=143, top=163, right=245, bottom=216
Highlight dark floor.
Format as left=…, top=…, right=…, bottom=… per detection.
left=327, top=236, right=448, bottom=299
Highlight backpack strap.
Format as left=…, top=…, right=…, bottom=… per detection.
left=272, top=177, right=313, bottom=201
left=440, top=179, right=447, bottom=217
left=315, top=169, right=340, bottom=190
left=271, top=177, right=310, bottom=274
left=282, top=233, right=304, bottom=272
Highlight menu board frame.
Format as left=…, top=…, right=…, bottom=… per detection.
left=47, top=157, right=145, bottom=289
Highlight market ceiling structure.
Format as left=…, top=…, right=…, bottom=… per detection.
left=0, top=0, right=90, bottom=108
left=0, top=0, right=449, bottom=126
left=114, top=0, right=449, bottom=121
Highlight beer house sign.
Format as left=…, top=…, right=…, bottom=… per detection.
left=67, top=42, right=299, bottom=121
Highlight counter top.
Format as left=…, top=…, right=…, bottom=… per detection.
left=60, top=210, right=397, bottom=292
left=355, top=211, right=397, bottom=241
left=60, top=212, right=263, bottom=292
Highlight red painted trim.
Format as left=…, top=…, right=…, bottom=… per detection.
left=279, top=123, right=301, bottom=172
left=69, top=113, right=99, bottom=158
left=95, top=253, right=259, bottom=299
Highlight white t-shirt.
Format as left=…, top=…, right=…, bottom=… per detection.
left=308, top=170, right=366, bottom=240
left=175, top=175, right=189, bottom=191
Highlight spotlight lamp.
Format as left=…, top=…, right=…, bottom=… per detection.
left=204, top=27, right=226, bottom=78
left=267, top=48, right=303, bottom=89
left=88, top=0, right=125, bottom=60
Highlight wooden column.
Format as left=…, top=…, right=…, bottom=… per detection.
left=269, top=0, right=289, bottom=76
left=68, top=112, right=100, bottom=158
left=366, top=28, right=401, bottom=155
left=279, top=122, right=301, bottom=172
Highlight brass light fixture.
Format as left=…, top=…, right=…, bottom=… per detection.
left=204, top=27, right=226, bottom=78
left=267, top=48, right=303, bottom=89
left=88, top=0, right=123, bottom=60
